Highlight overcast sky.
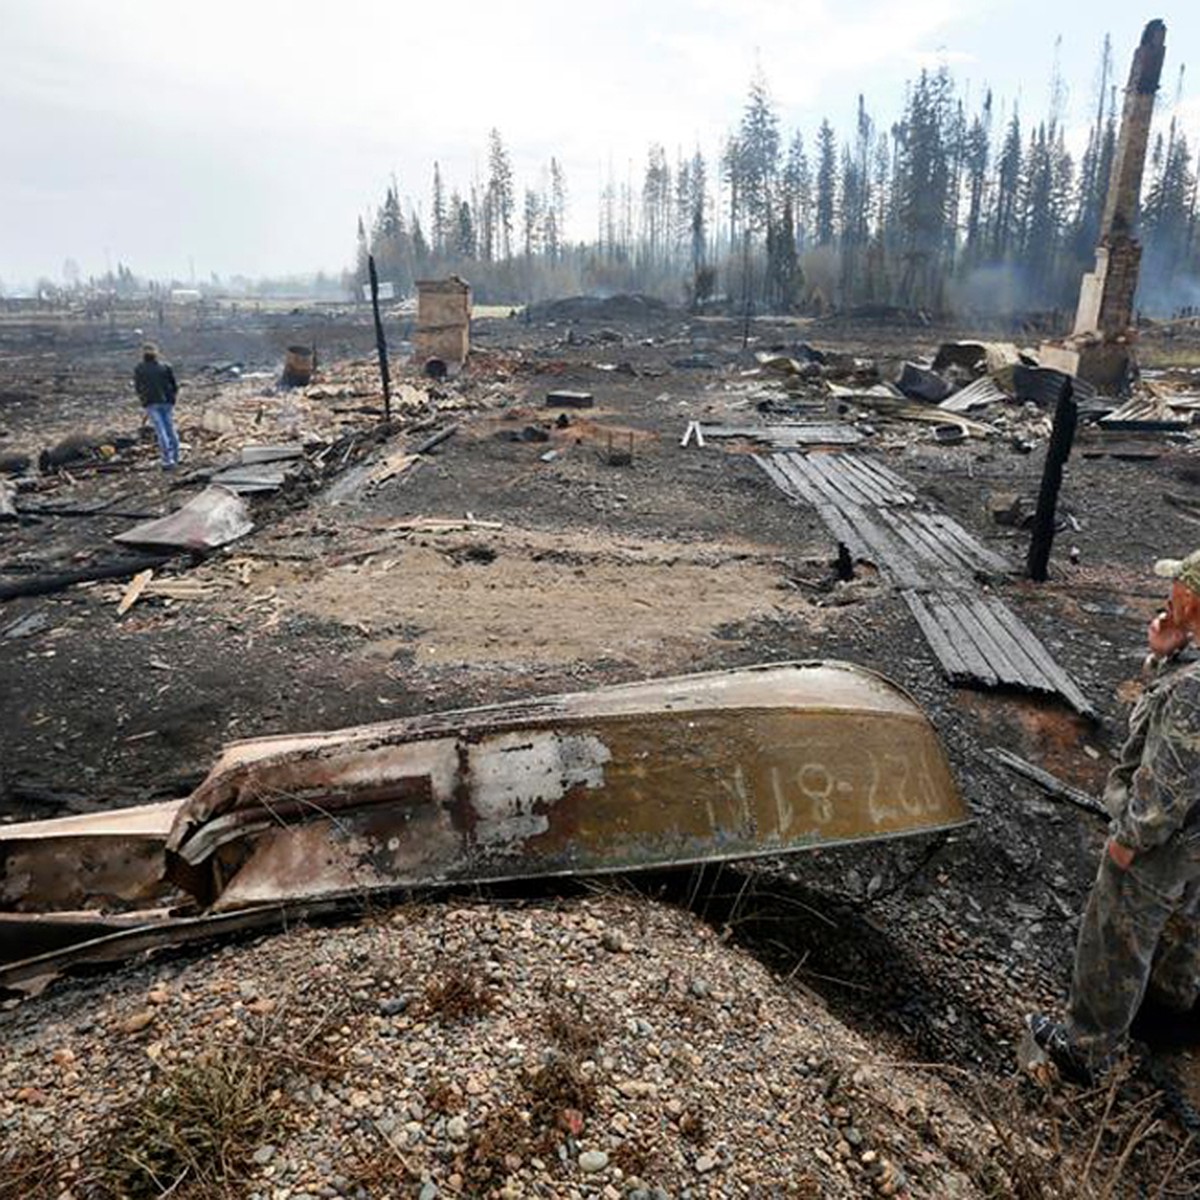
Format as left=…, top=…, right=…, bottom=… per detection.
left=1, top=0, right=1196, bottom=288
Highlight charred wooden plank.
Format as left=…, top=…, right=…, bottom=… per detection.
left=901, top=592, right=976, bottom=683
left=945, top=594, right=1032, bottom=684
left=799, top=453, right=878, bottom=507
left=0, top=555, right=173, bottom=601
left=987, top=747, right=1108, bottom=818
left=877, top=509, right=967, bottom=581
left=963, top=595, right=1059, bottom=688
left=837, top=506, right=926, bottom=587
left=846, top=456, right=918, bottom=505
left=985, top=601, right=1096, bottom=717
left=903, top=590, right=1094, bottom=715
left=920, top=512, right=1012, bottom=575
left=923, top=592, right=1002, bottom=686
left=755, top=448, right=1089, bottom=714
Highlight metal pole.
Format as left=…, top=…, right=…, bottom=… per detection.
left=368, top=254, right=392, bottom=423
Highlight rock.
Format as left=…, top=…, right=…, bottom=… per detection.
left=695, top=1155, right=717, bottom=1173
left=988, top=491, right=1027, bottom=527
left=689, top=979, right=711, bottom=999
left=557, top=1107, right=585, bottom=1135
left=120, top=1010, right=156, bottom=1035
left=616, top=1080, right=657, bottom=1098
left=377, top=997, right=409, bottom=1017
left=579, top=1149, right=610, bottom=1173
left=601, top=929, right=631, bottom=953
left=446, top=1116, right=468, bottom=1141
left=418, top=1184, right=438, bottom=1200
left=252, top=1144, right=277, bottom=1166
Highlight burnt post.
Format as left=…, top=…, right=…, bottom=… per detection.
left=1026, top=381, right=1078, bottom=582
left=367, top=254, right=392, bottom=423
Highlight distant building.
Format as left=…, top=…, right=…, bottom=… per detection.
left=362, top=281, right=396, bottom=302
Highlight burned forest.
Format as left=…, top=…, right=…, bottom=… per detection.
left=5, top=10, right=1200, bottom=1200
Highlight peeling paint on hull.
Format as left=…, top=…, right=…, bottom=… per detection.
left=1, top=662, right=968, bottom=975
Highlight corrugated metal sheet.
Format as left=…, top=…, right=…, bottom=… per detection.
left=939, top=377, right=1007, bottom=413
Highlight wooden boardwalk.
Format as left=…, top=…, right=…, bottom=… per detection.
left=757, top=450, right=1094, bottom=717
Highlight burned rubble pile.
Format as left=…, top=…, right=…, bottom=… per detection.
left=4, top=291, right=1200, bottom=1198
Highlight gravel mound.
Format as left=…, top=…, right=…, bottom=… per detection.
left=2, top=894, right=1031, bottom=1197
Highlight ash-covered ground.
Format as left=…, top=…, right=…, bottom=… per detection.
left=3, top=298, right=1200, bottom=1196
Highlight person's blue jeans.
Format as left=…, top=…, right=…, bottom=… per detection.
left=145, top=403, right=180, bottom=467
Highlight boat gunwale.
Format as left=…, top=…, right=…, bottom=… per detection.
left=0, top=814, right=972, bottom=990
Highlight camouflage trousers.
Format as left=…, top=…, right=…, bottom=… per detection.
left=1067, top=836, right=1200, bottom=1067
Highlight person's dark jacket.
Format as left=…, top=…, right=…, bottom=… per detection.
left=134, top=359, right=179, bottom=407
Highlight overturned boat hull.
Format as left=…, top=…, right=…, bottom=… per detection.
left=2, top=661, right=967, bottom=978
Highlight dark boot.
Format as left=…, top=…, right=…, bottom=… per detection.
left=1028, top=1013, right=1103, bottom=1086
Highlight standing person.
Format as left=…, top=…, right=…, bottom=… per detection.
left=134, top=342, right=180, bottom=469
left=1029, top=551, right=1200, bottom=1083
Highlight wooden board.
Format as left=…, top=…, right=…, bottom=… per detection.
left=698, top=423, right=864, bottom=448
left=755, top=450, right=1092, bottom=716
left=903, top=590, right=1095, bottom=716
left=768, top=450, right=916, bottom=507
left=762, top=454, right=1010, bottom=586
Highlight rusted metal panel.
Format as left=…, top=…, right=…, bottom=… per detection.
left=1, top=800, right=183, bottom=911
left=113, top=485, right=252, bottom=551
left=0, top=663, right=968, bottom=962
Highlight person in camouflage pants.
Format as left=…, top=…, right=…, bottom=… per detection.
left=1031, top=550, right=1200, bottom=1082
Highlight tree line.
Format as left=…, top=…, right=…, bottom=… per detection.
left=359, top=41, right=1198, bottom=319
